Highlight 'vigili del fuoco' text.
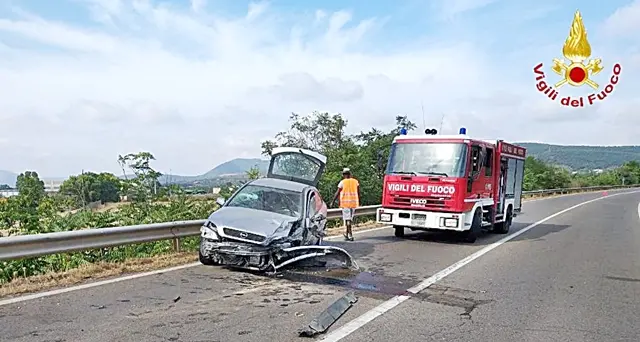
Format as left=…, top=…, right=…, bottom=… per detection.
left=533, top=63, right=621, bottom=107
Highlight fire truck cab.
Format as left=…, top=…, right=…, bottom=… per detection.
left=376, top=127, right=526, bottom=243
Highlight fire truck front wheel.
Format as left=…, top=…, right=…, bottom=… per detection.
left=393, top=225, right=405, bottom=238
left=461, top=209, right=482, bottom=243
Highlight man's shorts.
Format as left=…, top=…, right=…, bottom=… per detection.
left=341, top=208, right=355, bottom=222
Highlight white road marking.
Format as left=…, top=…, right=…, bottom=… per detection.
left=319, top=189, right=640, bottom=342
left=0, top=225, right=392, bottom=307
left=637, top=202, right=640, bottom=222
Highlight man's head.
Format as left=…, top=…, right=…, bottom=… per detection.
left=342, top=167, right=352, bottom=178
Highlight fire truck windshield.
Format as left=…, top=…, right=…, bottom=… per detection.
left=386, top=142, right=468, bottom=178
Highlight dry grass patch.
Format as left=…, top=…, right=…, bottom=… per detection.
left=0, top=252, right=198, bottom=298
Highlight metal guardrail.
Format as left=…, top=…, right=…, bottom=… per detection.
left=0, top=185, right=637, bottom=261
left=521, top=184, right=639, bottom=197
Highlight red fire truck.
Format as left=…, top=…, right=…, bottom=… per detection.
left=376, top=127, right=526, bottom=243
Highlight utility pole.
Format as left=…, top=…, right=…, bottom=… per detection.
left=421, top=101, right=426, bottom=132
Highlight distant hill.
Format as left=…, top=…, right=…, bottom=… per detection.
left=160, top=158, right=270, bottom=185
left=201, top=158, right=269, bottom=178
left=516, top=143, right=640, bottom=171
left=0, top=170, right=17, bottom=187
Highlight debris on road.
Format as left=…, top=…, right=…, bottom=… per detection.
left=298, top=291, right=358, bottom=337
left=173, top=296, right=181, bottom=303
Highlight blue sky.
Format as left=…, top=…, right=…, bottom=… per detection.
left=0, top=0, right=639, bottom=177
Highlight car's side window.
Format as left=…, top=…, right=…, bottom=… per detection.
left=307, top=193, right=318, bottom=218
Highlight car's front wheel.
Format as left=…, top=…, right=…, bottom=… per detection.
left=199, top=241, right=220, bottom=266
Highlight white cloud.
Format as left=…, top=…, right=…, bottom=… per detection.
left=602, top=0, right=640, bottom=37
left=0, top=1, right=637, bottom=177
left=190, top=0, right=206, bottom=13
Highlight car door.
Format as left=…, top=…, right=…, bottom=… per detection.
left=267, top=147, right=327, bottom=187
left=305, top=190, right=326, bottom=244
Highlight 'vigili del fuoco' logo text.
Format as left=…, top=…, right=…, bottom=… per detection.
left=533, top=10, right=621, bottom=107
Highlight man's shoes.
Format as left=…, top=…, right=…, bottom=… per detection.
left=343, top=233, right=355, bottom=241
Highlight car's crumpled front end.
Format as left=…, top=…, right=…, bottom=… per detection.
left=199, top=213, right=357, bottom=272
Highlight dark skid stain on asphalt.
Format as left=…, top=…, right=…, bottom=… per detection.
left=605, top=275, right=640, bottom=283
left=273, top=266, right=415, bottom=298
left=417, top=284, right=494, bottom=319
left=276, top=263, right=495, bottom=320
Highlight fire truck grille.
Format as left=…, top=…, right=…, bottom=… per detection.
left=391, top=195, right=447, bottom=207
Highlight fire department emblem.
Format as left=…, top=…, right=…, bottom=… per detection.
left=551, top=10, right=602, bottom=89
left=532, top=10, right=621, bottom=107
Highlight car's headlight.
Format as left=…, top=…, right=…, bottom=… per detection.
left=200, top=221, right=219, bottom=240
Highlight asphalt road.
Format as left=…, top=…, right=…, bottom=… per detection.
left=2, top=189, right=640, bottom=342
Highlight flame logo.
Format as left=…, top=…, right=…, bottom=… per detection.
left=551, top=10, right=603, bottom=89
left=562, top=11, right=591, bottom=63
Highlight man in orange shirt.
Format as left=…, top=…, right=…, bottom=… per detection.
left=332, top=168, right=360, bottom=241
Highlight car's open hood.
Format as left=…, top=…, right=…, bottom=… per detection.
left=207, top=206, right=300, bottom=243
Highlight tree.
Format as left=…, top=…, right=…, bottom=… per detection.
left=13, top=171, right=46, bottom=233
left=60, top=172, right=122, bottom=208
left=16, top=171, right=45, bottom=202
left=260, top=112, right=417, bottom=206
left=0, top=184, right=11, bottom=190
left=246, top=165, right=261, bottom=180
left=117, top=152, right=162, bottom=203
left=523, top=156, right=572, bottom=191
left=350, top=116, right=418, bottom=205
left=261, top=111, right=349, bottom=156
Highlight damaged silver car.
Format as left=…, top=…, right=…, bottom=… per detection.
left=199, top=147, right=357, bottom=272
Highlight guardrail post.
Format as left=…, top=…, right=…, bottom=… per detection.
left=172, top=238, right=181, bottom=252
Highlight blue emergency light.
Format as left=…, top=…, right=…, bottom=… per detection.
left=399, top=127, right=407, bottom=135
left=459, top=127, right=467, bottom=135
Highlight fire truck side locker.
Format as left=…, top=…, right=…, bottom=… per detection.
left=493, top=141, right=526, bottom=234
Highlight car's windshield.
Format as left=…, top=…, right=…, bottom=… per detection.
left=225, top=184, right=302, bottom=217
left=386, top=142, right=468, bottom=177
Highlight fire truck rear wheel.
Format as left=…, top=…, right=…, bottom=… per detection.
left=394, top=225, right=405, bottom=238
left=493, top=206, right=512, bottom=234
left=462, top=209, right=482, bottom=243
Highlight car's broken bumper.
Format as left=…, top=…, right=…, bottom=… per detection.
left=200, top=239, right=277, bottom=271
left=200, top=239, right=358, bottom=272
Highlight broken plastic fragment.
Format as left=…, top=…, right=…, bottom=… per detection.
left=298, top=291, right=358, bottom=337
